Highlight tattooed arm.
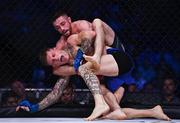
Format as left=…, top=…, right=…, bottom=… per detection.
left=38, top=76, right=69, bottom=111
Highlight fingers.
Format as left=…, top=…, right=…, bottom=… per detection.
left=16, top=106, right=30, bottom=112
left=16, top=106, right=20, bottom=112
left=21, top=106, right=30, bottom=111
left=83, top=55, right=93, bottom=62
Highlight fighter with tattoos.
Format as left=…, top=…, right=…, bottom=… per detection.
left=16, top=31, right=170, bottom=121
left=40, top=31, right=170, bottom=121
left=16, top=32, right=110, bottom=121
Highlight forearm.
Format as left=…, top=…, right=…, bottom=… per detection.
left=92, top=18, right=105, bottom=57
left=38, top=76, right=69, bottom=111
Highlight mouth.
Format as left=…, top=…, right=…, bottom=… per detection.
left=59, top=56, right=64, bottom=62
left=64, top=30, right=69, bottom=35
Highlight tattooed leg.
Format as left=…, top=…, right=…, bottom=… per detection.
left=38, top=76, right=69, bottom=111
left=78, top=64, right=109, bottom=121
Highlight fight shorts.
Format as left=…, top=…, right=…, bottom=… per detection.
left=105, top=48, right=135, bottom=92
left=110, top=34, right=125, bottom=52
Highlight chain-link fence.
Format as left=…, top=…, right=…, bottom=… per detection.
left=0, top=0, right=179, bottom=87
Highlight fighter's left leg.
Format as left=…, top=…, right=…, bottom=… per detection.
left=122, top=105, right=171, bottom=120
left=78, top=63, right=110, bottom=121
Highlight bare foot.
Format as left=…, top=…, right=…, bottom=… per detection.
left=84, top=104, right=110, bottom=121
left=152, top=105, right=171, bottom=121
left=83, top=55, right=100, bottom=71
left=102, top=109, right=127, bottom=120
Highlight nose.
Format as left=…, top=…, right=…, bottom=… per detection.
left=61, top=27, right=66, bottom=32
left=51, top=53, right=58, bottom=61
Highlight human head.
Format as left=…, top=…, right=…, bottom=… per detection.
left=162, top=77, right=176, bottom=96
left=128, top=84, right=136, bottom=93
left=39, top=47, right=70, bottom=68
left=60, top=84, right=74, bottom=104
left=11, top=80, right=25, bottom=98
left=52, top=11, right=72, bottom=37
left=2, top=92, right=17, bottom=107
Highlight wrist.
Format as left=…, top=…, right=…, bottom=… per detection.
left=30, top=104, right=39, bottom=113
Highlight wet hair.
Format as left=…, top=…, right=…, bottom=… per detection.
left=39, top=47, right=50, bottom=66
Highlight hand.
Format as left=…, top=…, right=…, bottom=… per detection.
left=16, top=100, right=39, bottom=113
left=83, top=55, right=100, bottom=71
left=16, top=106, right=30, bottom=112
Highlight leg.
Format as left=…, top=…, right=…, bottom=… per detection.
left=122, top=105, right=171, bottom=120
left=78, top=64, right=109, bottom=121
left=100, top=84, right=127, bottom=120
left=100, top=84, right=121, bottom=111
left=114, top=86, right=125, bottom=104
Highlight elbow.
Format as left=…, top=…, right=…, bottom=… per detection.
left=93, top=18, right=103, bottom=28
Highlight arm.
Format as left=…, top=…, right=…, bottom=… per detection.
left=38, top=76, right=70, bottom=111
left=78, top=31, right=96, bottom=55
left=53, top=65, right=76, bottom=76
left=66, top=31, right=96, bottom=48
left=91, top=18, right=105, bottom=63
left=56, top=36, right=67, bottom=49
left=16, top=76, right=70, bottom=112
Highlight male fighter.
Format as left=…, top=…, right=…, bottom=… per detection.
left=17, top=31, right=170, bottom=121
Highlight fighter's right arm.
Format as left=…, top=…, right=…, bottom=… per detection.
left=56, top=36, right=67, bottom=49
left=38, top=76, right=70, bottom=111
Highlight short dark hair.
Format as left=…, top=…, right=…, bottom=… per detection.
left=39, top=47, right=50, bottom=66
left=51, top=10, right=68, bottom=23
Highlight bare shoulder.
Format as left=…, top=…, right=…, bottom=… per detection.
left=74, top=20, right=93, bottom=31
left=67, top=34, right=79, bottom=45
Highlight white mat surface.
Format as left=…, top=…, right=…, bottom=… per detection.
left=0, top=118, right=179, bottom=123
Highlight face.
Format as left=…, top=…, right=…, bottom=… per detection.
left=6, top=97, right=17, bottom=107
left=12, top=81, right=25, bottom=97
left=163, top=79, right=176, bottom=95
left=128, top=84, right=136, bottom=93
left=60, top=86, right=74, bottom=104
left=53, top=15, right=72, bottom=37
left=46, top=48, right=69, bottom=68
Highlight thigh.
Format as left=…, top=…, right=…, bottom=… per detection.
left=96, top=55, right=119, bottom=76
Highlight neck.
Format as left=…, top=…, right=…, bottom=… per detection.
left=64, top=44, right=77, bottom=65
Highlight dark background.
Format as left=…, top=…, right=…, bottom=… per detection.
left=0, top=0, right=179, bottom=91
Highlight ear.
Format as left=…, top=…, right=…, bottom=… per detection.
left=68, top=17, right=71, bottom=23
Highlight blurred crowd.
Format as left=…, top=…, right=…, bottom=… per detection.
left=0, top=0, right=179, bottom=108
